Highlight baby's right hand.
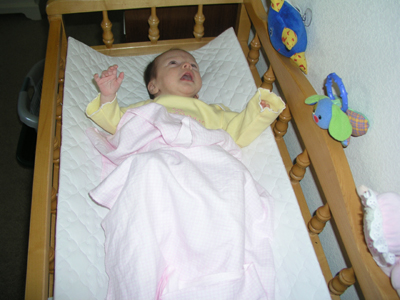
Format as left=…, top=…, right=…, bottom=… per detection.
left=260, top=100, right=270, bottom=109
left=94, top=65, right=125, bottom=105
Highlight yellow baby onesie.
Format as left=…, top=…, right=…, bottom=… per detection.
left=86, top=88, right=285, bottom=148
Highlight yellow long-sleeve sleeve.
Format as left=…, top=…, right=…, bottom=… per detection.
left=86, top=88, right=285, bottom=147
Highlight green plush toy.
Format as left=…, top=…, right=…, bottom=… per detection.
left=305, top=73, right=369, bottom=147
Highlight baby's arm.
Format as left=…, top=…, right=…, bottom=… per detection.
left=223, top=88, right=285, bottom=147
left=94, top=65, right=125, bottom=105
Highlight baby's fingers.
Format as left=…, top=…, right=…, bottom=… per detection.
left=103, top=65, right=118, bottom=77
left=94, top=73, right=101, bottom=83
left=117, top=72, right=125, bottom=84
left=102, top=68, right=114, bottom=78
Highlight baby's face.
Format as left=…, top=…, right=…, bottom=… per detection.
left=148, top=50, right=202, bottom=98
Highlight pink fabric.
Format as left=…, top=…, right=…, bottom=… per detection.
left=378, top=193, right=400, bottom=255
left=87, top=103, right=275, bottom=299
left=358, top=186, right=400, bottom=296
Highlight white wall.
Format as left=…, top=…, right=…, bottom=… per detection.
left=257, top=0, right=400, bottom=299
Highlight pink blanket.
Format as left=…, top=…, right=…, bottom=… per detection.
left=87, top=103, right=275, bottom=299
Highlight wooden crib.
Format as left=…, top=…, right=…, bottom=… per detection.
left=25, top=0, right=399, bottom=299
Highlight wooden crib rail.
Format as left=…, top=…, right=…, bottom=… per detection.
left=25, top=14, right=66, bottom=300
left=244, top=0, right=398, bottom=299
left=46, top=0, right=243, bottom=15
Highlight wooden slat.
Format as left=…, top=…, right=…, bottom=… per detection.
left=92, top=37, right=214, bottom=56
left=244, top=0, right=399, bottom=299
left=25, top=15, right=65, bottom=300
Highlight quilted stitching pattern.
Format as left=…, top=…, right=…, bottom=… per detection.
left=56, top=28, right=330, bottom=299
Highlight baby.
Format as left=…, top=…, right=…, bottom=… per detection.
left=86, top=49, right=285, bottom=147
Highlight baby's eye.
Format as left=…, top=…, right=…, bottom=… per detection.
left=169, top=60, right=177, bottom=65
left=191, top=64, right=198, bottom=68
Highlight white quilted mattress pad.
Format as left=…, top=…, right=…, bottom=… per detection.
left=57, top=28, right=330, bottom=299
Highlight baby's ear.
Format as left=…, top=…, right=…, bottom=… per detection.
left=147, top=80, right=159, bottom=96
left=194, top=94, right=199, bottom=99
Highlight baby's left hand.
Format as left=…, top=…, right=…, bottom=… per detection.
left=260, top=100, right=270, bottom=109
left=94, top=64, right=125, bottom=105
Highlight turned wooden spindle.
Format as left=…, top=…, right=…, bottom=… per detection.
left=53, top=137, right=60, bottom=164
left=101, top=11, right=114, bottom=48
left=58, top=58, right=65, bottom=93
left=148, top=7, right=160, bottom=44
left=49, top=246, right=55, bottom=274
left=193, top=5, right=205, bottom=41
left=51, top=187, right=57, bottom=214
left=57, top=56, right=64, bottom=123
left=57, top=83, right=64, bottom=102
left=273, top=105, right=291, bottom=139
left=58, top=58, right=65, bottom=83
left=58, top=80, right=64, bottom=96
left=53, top=138, right=60, bottom=195
left=56, top=97, right=62, bottom=123
left=56, top=59, right=64, bottom=132
left=261, top=66, right=276, bottom=91
left=247, top=33, right=260, bottom=69
left=329, top=267, right=356, bottom=296
left=289, top=149, right=310, bottom=184
left=308, top=203, right=331, bottom=235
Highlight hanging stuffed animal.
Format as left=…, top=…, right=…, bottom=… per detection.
left=305, top=73, right=369, bottom=147
left=267, top=0, right=308, bottom=73
left=357, top=185, right=400, bottom=297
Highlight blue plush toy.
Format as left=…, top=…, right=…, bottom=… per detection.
left=268, top=0, right=308, bottom=73
left=305, top=73, right=370, bottom=147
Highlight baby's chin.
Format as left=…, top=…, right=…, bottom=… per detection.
left=156, top=86, right=202, bottom=99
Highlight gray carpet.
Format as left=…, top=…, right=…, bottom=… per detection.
left=0, top=4, right=123, bottom=298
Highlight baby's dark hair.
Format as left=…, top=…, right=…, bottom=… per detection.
left=144, top=48, right=194, bottom=99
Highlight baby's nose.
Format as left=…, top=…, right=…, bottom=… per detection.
left=182, top=62, right=192, bottom=69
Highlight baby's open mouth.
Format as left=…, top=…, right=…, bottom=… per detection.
left=180, top=72, right=194, bottom=82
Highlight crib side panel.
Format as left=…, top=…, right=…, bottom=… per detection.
left=25, top=15, right=66, bottom=300
left=244, top=0, right=398, bottom=299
